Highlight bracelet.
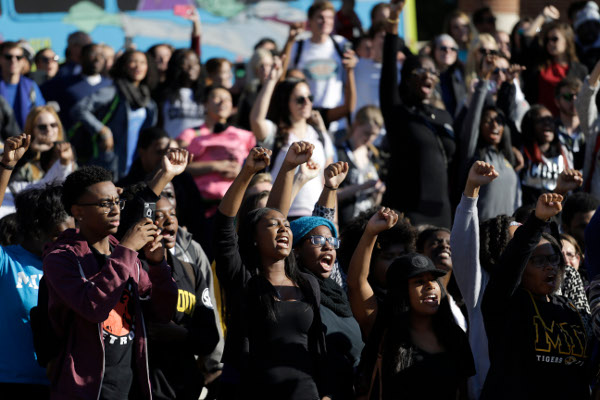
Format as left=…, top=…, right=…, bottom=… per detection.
left=0, top=161, right=14, bottom=170
left=324, top=184, right=338, bottom=190
left=387, top=17, right=400, bottom=24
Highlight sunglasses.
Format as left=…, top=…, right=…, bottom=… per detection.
left=529, top=254, right=561, bottom=268
left=482, top=115, right=505, bottom=125
left=412, top=67, right=440, bottom=78
left=439, top=46, right=458, bottom=53
left=478, top=48, right=499, bottom=57
left=559, top=93, right=576, bottom=102
left=295, top=95, right=314, bottom=105
left=36, top=122, right=59, bottom=131
left=40, top=55, right=59, bottom=63
left=493, top=67, right=508, bottom=75
left=307, top=235, right=340, bottom=249
left=535, top=116, right=556, bottom=127
left=3, top=54, right=24, bottom=61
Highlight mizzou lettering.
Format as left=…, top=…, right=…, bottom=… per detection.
left=177, top=289, right=196, bottom=315
left=533, top=316, right=586, bottom=357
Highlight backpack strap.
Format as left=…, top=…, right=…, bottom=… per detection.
left=330, top=34, right=346, bottom=60
left=293, top=39, right=305, bottom=68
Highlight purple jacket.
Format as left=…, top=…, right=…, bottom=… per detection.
left=42, top=229, right=178, bottom=400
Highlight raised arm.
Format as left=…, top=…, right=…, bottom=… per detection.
left=266, top=141, right=314, bottom=216
left=250, top=57, right=283, bottom=142
left=218, top=147, right=272, bottom=217
left=575, top=59, right=600, bottom=140
left=148, top=148, right=191, bottom=196
left=281, top=23, right=303, bottom=78
left=347, top=207, right=399, bottom=339
left=451, top=161, right=498, bottom=310
left=379, top=0, right=405, bottom=132
left=0, top=133, right=30, bottom=207
left=325, top=50, right=358, bottom=123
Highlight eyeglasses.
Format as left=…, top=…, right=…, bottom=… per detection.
left=478, top=48, right=499, bottom=57
left=547, top=36, right=560, bottom=43
left=482, top=115, right=505, bottom=125
left=493, top=67, right=508, bottom=75
left=439, top=46, right=458, bottom=53
left=3, top=54, right=24, bottom=61
left=77, top=199, right=126, bottom=214
left=559, top=93, right=577, bottom=102
left=36, top=122, right=59, bottom=131
left=307, top=235, right=340, bottom=249
left=295, top=95, right=314, bottom=105
left=40, top=55, right=59, bottom=63
left=412, top=67, right=440, bottom=78
left=529, top=254, right=561, bottom=268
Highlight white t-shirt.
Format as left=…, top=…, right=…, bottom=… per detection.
left=290, top=35, right=347, bottom=109
left=162, top=88, right=205, bottom=138
left=262, top=120, right=335, bottom=217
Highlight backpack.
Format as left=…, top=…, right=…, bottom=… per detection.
left=29, top=276, right=68, bottom=367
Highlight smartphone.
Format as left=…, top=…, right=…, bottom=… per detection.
left=143, top=202, right=156, bottom=222
left=174, top=4, right=194, bottom=17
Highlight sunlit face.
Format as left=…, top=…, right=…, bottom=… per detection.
left=421, top=230, right=451, bottom=271
left=288, top=82, right=313, bottom=122
left=546, top=29, right=567, bottom=58
left=480, top=109, right=504, bottom=146
left=36, top=49, right=59, bottom=77
left=31, top=111, right=60, bottom=152
left=1, top=46, right=24, bottom=76
left=182, top=52, right=201, bottom=83
left=296, top=225, right=336, bottom=279
left=256, top=54, right=274, bottom=82
left=154, top=45, right=172, bottom=73
left=561, top=239, right=581, bottom=271
left=522, top=240, right=562, bottom=296
left=309, top=9, right=335, bottom=36
left=434, top=39, right=457, bottom=69
left=351, top=121, right=380, bottom=147
left=408, top=272, right=442, bottom=316
left=155, top=196, right=178, bottom=249
left=533, top=108, right=555, bottom=145
left=72, top=181, right=121, bottom=238
left=255, top=209, right=292, bottom=263
left=127, top=52, right=148, bottom=84
left=206, top=88, right=233, bottom=121
left=449, top=17, right=470, bottom=44
left=491, top=57, right=509, bottom=88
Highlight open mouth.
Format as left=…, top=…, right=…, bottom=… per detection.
left=162, top=229, right=176, bottom=242
left=420, top=80, right=434, bottom=96
left=276, top=236, right=289, bottom=249
left=422, top=294, right=439, bottom=305
left=319, top=254, right=334, bottom=272
left=544, top=274, right=556, bottom=287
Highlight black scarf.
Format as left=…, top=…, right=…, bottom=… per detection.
left=304, top=268, right=353, bottom=318
left=116, top=78, right=150, bottom=110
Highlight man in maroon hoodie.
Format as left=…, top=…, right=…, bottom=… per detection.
left=43, top=165, right=178, bottom=400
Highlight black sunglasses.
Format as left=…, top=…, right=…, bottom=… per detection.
left=535, top=116, right=556, bottom=127
left=36, top=122, right=59, bottom=131
left=478, top=48, right=499, bottom=57
left=439, top=46, right=458, bottom=53
left=295, top=95, right=314, bottom=105
left=412, top=67, right=440, bottom=78
left=483, top=115, right=505, bottom=125
left=559, top=93, right=577, bottom=102
left=40, top=55, right=59, bottom=63
left=493, top=67, right=508, bottom=75
left=3, top=54, right=24, bottom=61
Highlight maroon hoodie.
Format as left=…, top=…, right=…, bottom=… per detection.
left=42, top=229, right=178, bottom=400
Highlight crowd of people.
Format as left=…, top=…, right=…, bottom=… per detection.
left=4, top=0, right=600, bottom=398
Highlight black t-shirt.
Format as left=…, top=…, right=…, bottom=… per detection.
left=90, top=246, right=136, bottom=400
left=384, top=347, right=473, bottom=400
